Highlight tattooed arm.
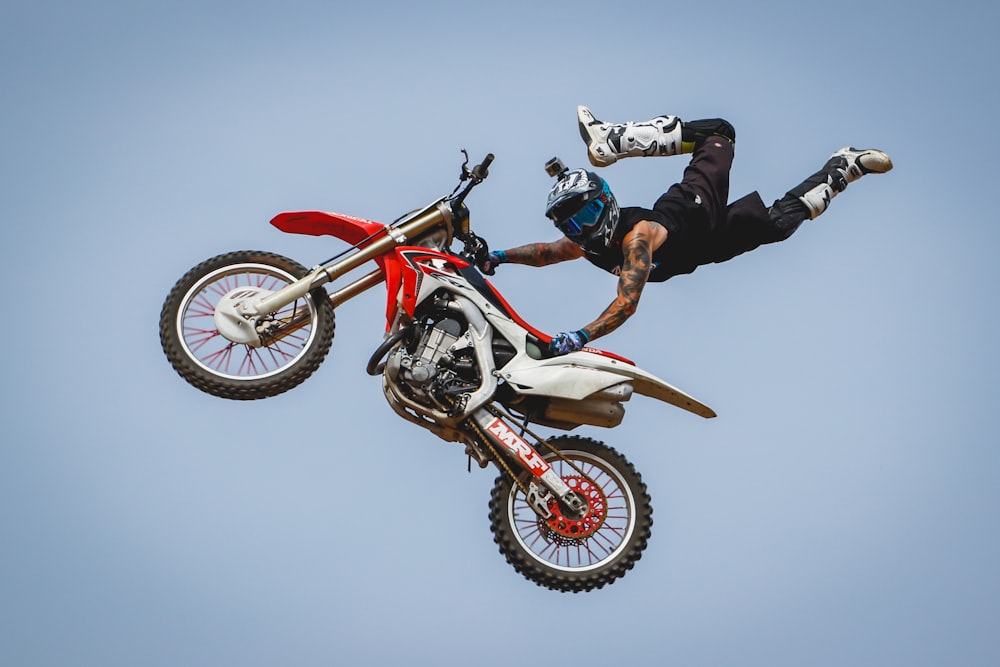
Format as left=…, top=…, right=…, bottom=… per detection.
left=499, top=235, right=584, bottom=266
left=579, top=220, right=666, bottom=342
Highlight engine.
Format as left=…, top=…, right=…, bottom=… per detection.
left=384, top=312, right=483, bottom=417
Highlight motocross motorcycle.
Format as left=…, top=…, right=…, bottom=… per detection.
left=159, top=152, right=716, bottom=593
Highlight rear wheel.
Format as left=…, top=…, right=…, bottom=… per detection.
left=159, top=251, right=335, bottom=399
left=489, top=436, right=652, bottom=592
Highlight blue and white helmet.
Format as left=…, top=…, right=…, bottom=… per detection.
left=545, top=168, right=620, bottom=247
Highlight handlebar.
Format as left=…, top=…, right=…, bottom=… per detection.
left=450, top=150, right=493, bottom=204
left=447, top=150, right=494, bottom=268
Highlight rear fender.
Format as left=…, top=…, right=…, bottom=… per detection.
left=504, top=353, right=716, bottom=419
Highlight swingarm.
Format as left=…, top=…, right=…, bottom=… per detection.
left=467, top=409, right=587, bottom=520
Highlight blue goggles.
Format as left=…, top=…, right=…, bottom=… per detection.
left=555, top=197, right=605, bottom=237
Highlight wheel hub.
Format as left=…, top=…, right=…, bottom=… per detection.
left=213, top=286, right=272, bottom=346
left=544, top=475, right=607, bottom=539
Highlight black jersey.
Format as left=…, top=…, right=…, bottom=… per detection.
left=570, top=138, right=780, bottom=283
left=575, top=188, right=773, bottom=283
left=576, top=186, right=705, bottom=282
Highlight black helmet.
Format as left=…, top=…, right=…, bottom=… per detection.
left=544, top=167, right=620, bottom=247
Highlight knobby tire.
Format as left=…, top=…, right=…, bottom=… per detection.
left=489, top=436, right=652, bottom=593
left=159, top=251, right=336, bottom=400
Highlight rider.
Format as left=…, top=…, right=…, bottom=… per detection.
left=479, top=105, right=893, bottom=355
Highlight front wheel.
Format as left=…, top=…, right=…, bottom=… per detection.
left=489, top=436, right=652, bottom=593
left=159, top=251, right=335, bottom=400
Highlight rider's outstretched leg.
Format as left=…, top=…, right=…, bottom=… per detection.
left=768, top=147, right=893, bottom=238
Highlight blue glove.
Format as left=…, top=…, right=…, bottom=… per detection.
left=549, top=330, right=589, bottom=355
left=478, top=250, right=506, bottom=275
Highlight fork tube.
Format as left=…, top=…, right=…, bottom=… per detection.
left=329, top=268, right=384, bottom=307
left=252, top=201, right=451, bottom=316
left=263, top=267, right=385, bottom=342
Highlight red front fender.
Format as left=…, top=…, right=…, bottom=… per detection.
left=270, top=211, right=386, bottom=246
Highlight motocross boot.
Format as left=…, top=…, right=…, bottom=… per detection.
left=577, top=105, right=685, bottom=167
left=774, top=147, right=894, bottom=223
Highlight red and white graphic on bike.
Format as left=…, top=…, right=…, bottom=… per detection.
left=485, top=417, right=552, bottom=476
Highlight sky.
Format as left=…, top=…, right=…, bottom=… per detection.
left=2, top=0, right=998, bottom=665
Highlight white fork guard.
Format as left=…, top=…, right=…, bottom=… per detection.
left=502, top=351, right=717, bottom=419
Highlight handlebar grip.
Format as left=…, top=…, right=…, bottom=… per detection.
left=473, top=153, right=494, bottom=179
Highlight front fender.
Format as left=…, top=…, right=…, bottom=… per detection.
left=270, top=211, right=386, bottom=246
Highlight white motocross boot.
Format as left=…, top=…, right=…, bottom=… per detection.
left=577, top=105, right=684, bottom=167
left=795, top=147, right=894, bottom=219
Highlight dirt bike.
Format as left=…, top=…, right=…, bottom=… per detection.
left=159, top=152, right=716, bottom=592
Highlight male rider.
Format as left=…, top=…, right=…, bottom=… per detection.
left=479, top=105, right=893, bottom=355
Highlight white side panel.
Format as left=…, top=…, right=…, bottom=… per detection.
left=502, top=365, right=629, bottom=401
left=503, top=351, right=717, bottom=419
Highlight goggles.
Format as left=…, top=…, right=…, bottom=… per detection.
left=554, top=196, right=605, bottom=237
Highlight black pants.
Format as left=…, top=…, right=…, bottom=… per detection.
left=651, top=136, right=794, bottom=275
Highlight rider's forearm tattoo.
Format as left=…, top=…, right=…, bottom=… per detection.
left=581, top=232, right=653, bottom=341
left=503, top=241, right=579, bottom=266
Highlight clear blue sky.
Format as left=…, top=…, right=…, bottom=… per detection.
left=2, top=1, right=998, bottom=665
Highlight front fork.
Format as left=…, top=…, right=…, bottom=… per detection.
left=220, top=201, right=453, bottom=346
left=468, top=409, right=587, bottom=520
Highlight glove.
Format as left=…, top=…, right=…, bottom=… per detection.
left=549, top=330, right=588, bottom=356
left=478, top=250, right=506, bottom=275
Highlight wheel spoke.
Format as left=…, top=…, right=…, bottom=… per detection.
left=177, top=263, right=320, bottom=381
